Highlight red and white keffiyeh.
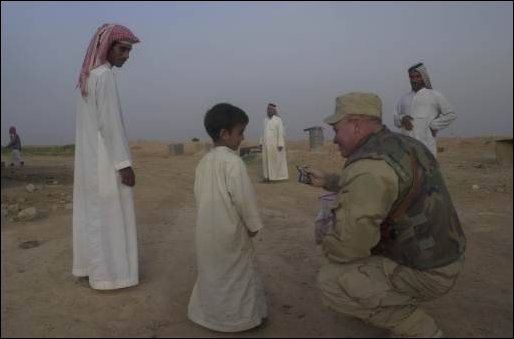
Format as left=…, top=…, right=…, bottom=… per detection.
left=78, top=23, right=140, bottom=97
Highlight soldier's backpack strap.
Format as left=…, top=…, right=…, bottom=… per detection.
left=380, top=153, right=423, bottom=240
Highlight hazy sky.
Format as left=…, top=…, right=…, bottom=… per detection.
left=1, top=1, right=513, bottom=145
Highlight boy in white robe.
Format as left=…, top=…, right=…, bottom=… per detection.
left=188, top=103, right=268, bottom=332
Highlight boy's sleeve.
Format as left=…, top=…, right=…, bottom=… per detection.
left=227, top=158, right=263, bottom=233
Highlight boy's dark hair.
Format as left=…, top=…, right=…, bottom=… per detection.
left=204, top=103, right=249, bottom=141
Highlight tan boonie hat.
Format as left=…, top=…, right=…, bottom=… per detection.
left=324, top=92, right=382, bottom=125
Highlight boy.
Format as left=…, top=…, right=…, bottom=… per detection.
left=188, top=103, right=267, bottom=332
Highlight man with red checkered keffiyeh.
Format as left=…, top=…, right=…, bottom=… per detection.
left=72, top=23, right=140, bottom=290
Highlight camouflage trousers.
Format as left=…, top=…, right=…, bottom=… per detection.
left=317, top=255, right=464, bottom=338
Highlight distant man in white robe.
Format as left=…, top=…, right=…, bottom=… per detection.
left=72, top=23, right=140, bottom=290
left=188, top=103, right=267, bottom=332
left=261, top=103, right=288, bottom=181
left=394, top=63, right=456, bottom=157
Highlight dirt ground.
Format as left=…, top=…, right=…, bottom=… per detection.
left=1, top=137, right=512, bottom=338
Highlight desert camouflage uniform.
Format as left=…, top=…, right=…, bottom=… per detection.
left=317, top=125, right=465, bottom=338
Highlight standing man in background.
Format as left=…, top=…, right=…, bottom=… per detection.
left=261, top=103, right=288, bottom=182
left=394, top=63, right=456, bottom=157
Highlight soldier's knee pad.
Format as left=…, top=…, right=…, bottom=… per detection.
left=336, top=265, right=390, bottom=308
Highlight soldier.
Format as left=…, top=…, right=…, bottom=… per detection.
left=305, top=92, right=466, bottom=338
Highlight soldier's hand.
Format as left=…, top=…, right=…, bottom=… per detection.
left=119, top=166, right=135, bottom=187
left=303, top=167, right=326, bottom=187
left=401, top=115, right=413, bottom=131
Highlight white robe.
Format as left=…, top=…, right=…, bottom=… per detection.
left=188, top=146, right=267, bottom=332
left=394, top=88, right=456, bottom=157
left=261, top=115, right=288, bottom=180
left=72, top=63, right=138, bottom=290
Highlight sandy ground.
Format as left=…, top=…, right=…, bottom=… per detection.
left=1, top=137, right=512, bottom=338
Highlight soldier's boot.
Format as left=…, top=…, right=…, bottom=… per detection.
left=390, top=308, right=442, bottom=338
